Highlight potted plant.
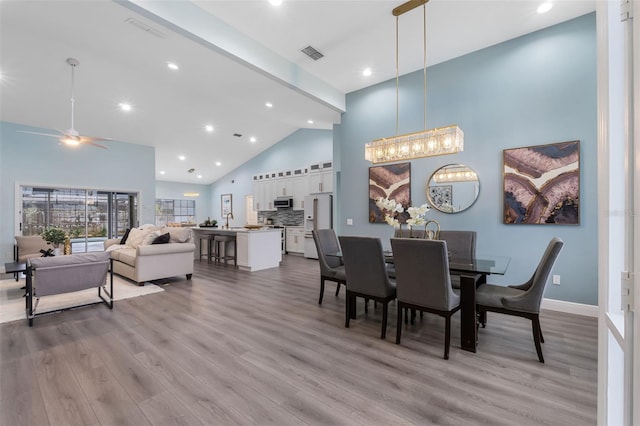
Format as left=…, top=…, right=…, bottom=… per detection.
left=42, top=227, right=67, bottom=255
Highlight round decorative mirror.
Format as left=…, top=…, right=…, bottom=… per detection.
left=426, top=164, right=480, bottom=213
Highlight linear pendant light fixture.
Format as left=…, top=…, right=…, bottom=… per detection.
left=365, top=0, right=464, bottom=164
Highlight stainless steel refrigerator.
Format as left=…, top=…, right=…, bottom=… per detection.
left=304, top=193, right=333, bottom=259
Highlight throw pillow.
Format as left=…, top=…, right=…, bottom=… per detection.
left=161, top=227, right=191, bottom=243
left=141, top=230, right=162, bottom=246
left=125, top=227, right=152, bottom=248
left=151, top=232, right=170, bottom=244
left=120, top=228, right=131, bottom=245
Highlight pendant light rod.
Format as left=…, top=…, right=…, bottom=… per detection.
left=392, top=0, right=428, bottom=17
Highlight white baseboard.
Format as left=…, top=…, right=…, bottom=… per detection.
left=541, top=298, right=598, bottom=317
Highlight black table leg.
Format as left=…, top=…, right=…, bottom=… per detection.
left=460, top=273, right=486, bottom=352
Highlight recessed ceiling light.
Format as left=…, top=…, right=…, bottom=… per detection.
left=183, top=192, right=199, bottom=197
left=167, top=62, right=179, bottom=70
left=250, top=137, right=257, bottom=143
left=205, top=124, right=214, bottom=133
left=215, top=161, right=222, bottom=166
left=197, top=174, right=203, bottom=179
left=119, top=103, right=132, bottom=111
left=265, top=102, right=273, bottom=108
left=362, top=67, right=372, bottom=77
left=178, top=155, right=186, bottom=161
left=307, top=119, right=314, bottom=124
left=160, top=171, right=166, bottom=175
left=537, top=2, right=553, bottom=13
left=269, top=0, right=283, bottom=6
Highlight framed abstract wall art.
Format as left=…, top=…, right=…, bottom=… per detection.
left=503, top=140, right=580, bottom=224
left=369, top=162, right=411, bottom=223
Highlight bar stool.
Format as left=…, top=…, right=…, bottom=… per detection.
left=199, top=234, right=215, bottom=263
left=214, top=234, right=237, bottom=267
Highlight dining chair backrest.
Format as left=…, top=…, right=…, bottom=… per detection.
left=394, top=227, right=426, bottom=239
left=390, top=238, right=459, bottom=311
left=502, top=237, right=564, bottom=313
left=313, top=229, right=341, bottom=270
left=338, top=236, right=395, bottom=298
left=438, top=230, right=476, bottom=260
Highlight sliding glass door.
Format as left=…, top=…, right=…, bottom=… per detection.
left=20, top=186, right=138, bottom=253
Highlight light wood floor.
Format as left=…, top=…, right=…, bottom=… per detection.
left=0, top=255, right=597, bottom=425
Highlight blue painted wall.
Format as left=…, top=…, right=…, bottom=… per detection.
left=334, top=13, right=597, bottom=305
left=208, top=128, right=332, bottom=227
left=0, top=121, right=156, bottom=262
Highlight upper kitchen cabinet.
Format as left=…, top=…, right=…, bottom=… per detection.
left=308, top=161, right=333, bottom=194
left=253, top=172, right=278, bottom=211
left=275, top=168, right=308, bottom=210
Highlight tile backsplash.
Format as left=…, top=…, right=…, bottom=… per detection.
left=258, top=210, right=304, bottom=226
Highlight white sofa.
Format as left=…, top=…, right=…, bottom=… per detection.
left=104, top=226, right=195, bottom=285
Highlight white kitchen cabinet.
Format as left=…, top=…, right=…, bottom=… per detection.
left=252, top=173, right=277, bottom=211
left=274, top=168, right=307, bottom=210
left=308, top=161, right=333, bottom=194
left=285, top=226, right=305, bottom=254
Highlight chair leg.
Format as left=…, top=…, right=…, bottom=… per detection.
left=381, top=301, right=388, bottom=339
left=335, top=282, right=341, bottom=297
left=396, top=303, right=403, bottom=344
left=364, top=298, right=368, bottom=314
left=420, top=310, right=424, bottom=320
left=444, top=315, right=451, bottom=360
left=345, top=292, right=351, bottom=328
left=404, top=307, right=408, bottom=324
left=319, top=278, right=325, bottom=305
left=532, top=315, right=545, bottom=363
left=539, top=324, right=545, bottom=343
left=410, top=309, right=416, bottom=325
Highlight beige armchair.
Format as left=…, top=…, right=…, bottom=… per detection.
left=15, top=235, right=52, bottom=263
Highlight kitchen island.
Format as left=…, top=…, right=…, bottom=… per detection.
left=192, top=227, right=282, bottom=272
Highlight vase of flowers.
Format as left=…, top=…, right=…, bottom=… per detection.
left=42, top=227, right=67, bottom=255
left=375, top=197, right=432, bottom=236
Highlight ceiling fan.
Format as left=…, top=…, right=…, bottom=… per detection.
left=18, top=58, right=111, bottom=149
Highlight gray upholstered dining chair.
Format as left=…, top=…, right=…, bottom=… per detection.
left=475, top=237, right=564, bottom=363
left=390, top=238, right=460, bottom=359
left=338, top=236, right=396, bottom=339
left=312, top=229, right=347, bottom=304
left=438, top=230, right=476, bottom=289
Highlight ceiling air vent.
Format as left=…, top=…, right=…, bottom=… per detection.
left=301, top=45, right=324, bottom=61
left=125, top=18, right=167, bottom=39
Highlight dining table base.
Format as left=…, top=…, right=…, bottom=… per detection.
left=460, top=273, right=486, bottom=352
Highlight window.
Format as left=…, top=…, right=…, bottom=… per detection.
left=155, top=199, right=196, bottom=226
left=20, top=186, right=137, bottom=253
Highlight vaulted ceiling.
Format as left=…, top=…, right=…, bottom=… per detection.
left=0, top=0, right=595, bottom=184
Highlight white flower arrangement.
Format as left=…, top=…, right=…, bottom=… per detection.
left=375, top=197, right=404, bottom=227
left=375, top=197, right=430, bottom=228
left=406, top=204, right=431, bottom=226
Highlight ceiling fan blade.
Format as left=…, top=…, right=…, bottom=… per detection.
left=79, top=135, right=113, bottom=143
left=82, top=140, right=109, bottom=149
left=16, top=130, right=63, bottom=138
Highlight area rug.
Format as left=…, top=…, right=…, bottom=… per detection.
left=0, top=275, right=164, bottom=324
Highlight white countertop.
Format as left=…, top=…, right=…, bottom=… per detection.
left=192, top=227, right=281, bottom=233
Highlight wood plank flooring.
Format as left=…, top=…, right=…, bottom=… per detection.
left=0, top=255, right=597, bottom=425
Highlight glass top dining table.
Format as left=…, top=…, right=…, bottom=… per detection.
left=332, top=249, right=511, bottom=353
left=382, top=250, right=511, bottom=276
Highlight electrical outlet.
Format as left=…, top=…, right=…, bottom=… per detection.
left=346, top=218, right=353, bottom=225
left=552, top=275, right=561, bottom=285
